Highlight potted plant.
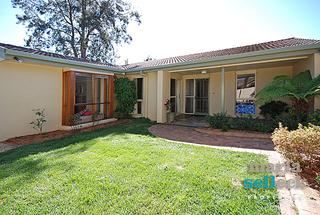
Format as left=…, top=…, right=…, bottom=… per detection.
left=164, top=99, right=175, bottom=122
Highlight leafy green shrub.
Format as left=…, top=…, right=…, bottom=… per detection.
left=274, top=109, right=300, bottom=130
left=206, top=112, right=229, bottom=129
left=114, top=77, right=137, bottom=119
left=259, top=101, right=288, bottom=119
left=307, top=109, right=320, bottom=126
left=272, top=123, right=320, bottom=167
left=229, top=116, right=276, bottom=133
left=316, top=176, right=320, bottom=185
left=206, top=113, right=277, bottom=133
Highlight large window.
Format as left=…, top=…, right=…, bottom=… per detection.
left=236, top=73, right=256, bottom=115
left=135, top=78, right=143, bottom=114
left=62, top=71, right=114, bottom=125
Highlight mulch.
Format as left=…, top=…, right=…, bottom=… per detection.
left=300, top=166, right=320, bottom=192
left=2, top=119, right=130, bottom=145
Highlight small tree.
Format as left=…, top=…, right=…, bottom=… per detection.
left=114, top=77, right=137, bottom=118
left=30, top=109, right=47, bottom=134
left=256, top=70, right=320, bottom=121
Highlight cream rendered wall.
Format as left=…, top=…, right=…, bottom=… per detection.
left=0, top=61, right=62, bottom=141
left=256, top=66, right=293, bottom=115
left=157, top=70, right=170, bottom=122
left=293, top=55, right=320, bottom=109
left=293, top=55, right=314, bottom=76
left=126, top=72, right=159, bottom=121
left=314, top=53, right=320, bottom=109
left=146, top=72, right=158, bottom=121
left=225, top=72, right=236, bottom=116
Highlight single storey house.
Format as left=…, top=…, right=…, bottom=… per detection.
left=0, top=37, right=320, bottom=141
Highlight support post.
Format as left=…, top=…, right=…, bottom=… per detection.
left=157, top=70, right=164, bottom=123
left=221, top=67, right=225, bottom=113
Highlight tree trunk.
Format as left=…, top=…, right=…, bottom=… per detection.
left=292, top=99, right=309, bottom=122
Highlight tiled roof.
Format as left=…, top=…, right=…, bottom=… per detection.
left=1, top=38, right=319, bottom=72
left=122, top=37, right=320, bottom=71
left=0, top=42, right=119, bottom=70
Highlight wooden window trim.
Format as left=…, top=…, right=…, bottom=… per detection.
left=62, top=71, right=114, bottom=125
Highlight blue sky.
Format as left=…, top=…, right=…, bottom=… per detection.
left=0, top=0, right=319, bottom=64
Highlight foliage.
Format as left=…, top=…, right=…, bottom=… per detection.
left=69, top=113, right=82, bottom=133
left=206, top=113, right=276, bottom=133
left=307, top=109, right=320, bottom=126
left=206, top=112, right=229, bottom=129
left=274, top=109, right=300, bottom=131
left=256, top=70, right=320, bottom=120
left=0, top=119, right=278, bottom=214
left=316, top=176, right=320, bottom=185
left=92, top=111, right=101, bottom=127
left=114, top=77, right=137, bottom=119
left=272, top=123, right=320, bottom=167
left=12, top=0, right=141, bottom=63
left=30, top=108, right=47, bottom=134
left=259, top=101, right=288, bottom=119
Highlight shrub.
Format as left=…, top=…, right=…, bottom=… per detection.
left=30, top=108, right=47, bottom=134
left=272, top=123, right=320, bottom=167
left=316, top=176, right=320, bottom=185
left=206, top=112, right=229, bottom=129
left=206, top=113, right=277, bottom=133
left=114, top=77, right=137, bottom=119
left=259, top=101, right=288, bottom=119
left=307, top=109, right=320, bottom=126
left=274, top=109, right=300, bottom=130
left=229, top=116, right=276, bottom=133
left=69, top=113, right=82, bottom=133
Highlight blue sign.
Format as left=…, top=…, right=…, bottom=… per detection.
left=236, top=103, right=255, bottom=114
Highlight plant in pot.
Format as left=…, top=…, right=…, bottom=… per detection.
left=164, top=99, right=175, bottom=122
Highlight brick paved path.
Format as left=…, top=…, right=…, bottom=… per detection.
left=149, top=124, right=274, bottom=151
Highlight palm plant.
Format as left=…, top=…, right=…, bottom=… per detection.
left=256, top=70, right=320, bottom=120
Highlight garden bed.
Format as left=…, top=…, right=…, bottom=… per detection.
left=2, top=119, right=129, bottom=145
left=195, top=127, right=271, bottom=140
left=300, top=166, right=320, bottom=192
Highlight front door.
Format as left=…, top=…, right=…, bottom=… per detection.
left=185, top=78, right=209, bottom=114
left=195, top=79, right=209, bottom=114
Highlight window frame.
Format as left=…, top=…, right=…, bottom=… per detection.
left=134, top=77, right=144, bottom=115
left=235, top=70, right=256, bottom=115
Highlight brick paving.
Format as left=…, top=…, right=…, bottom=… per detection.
left=149, top=124, right=274, bottom=151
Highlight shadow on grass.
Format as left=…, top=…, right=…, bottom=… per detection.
left=0, top=118, right=155, bottom=165
left=0, top=119, right=156, bottom=193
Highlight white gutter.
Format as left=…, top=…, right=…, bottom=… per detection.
left=4, top=48, right=124, bottom=73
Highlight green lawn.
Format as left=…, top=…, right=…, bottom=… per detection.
left=0, top=119, right=279, bottom=214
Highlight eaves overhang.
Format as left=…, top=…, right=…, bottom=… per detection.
left=124, top=43, right=320, bottom=73
left=3, top=48, right=125, bottom=74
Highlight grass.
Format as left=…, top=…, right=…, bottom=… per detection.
left=0, top=119, right=279, bottom=214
